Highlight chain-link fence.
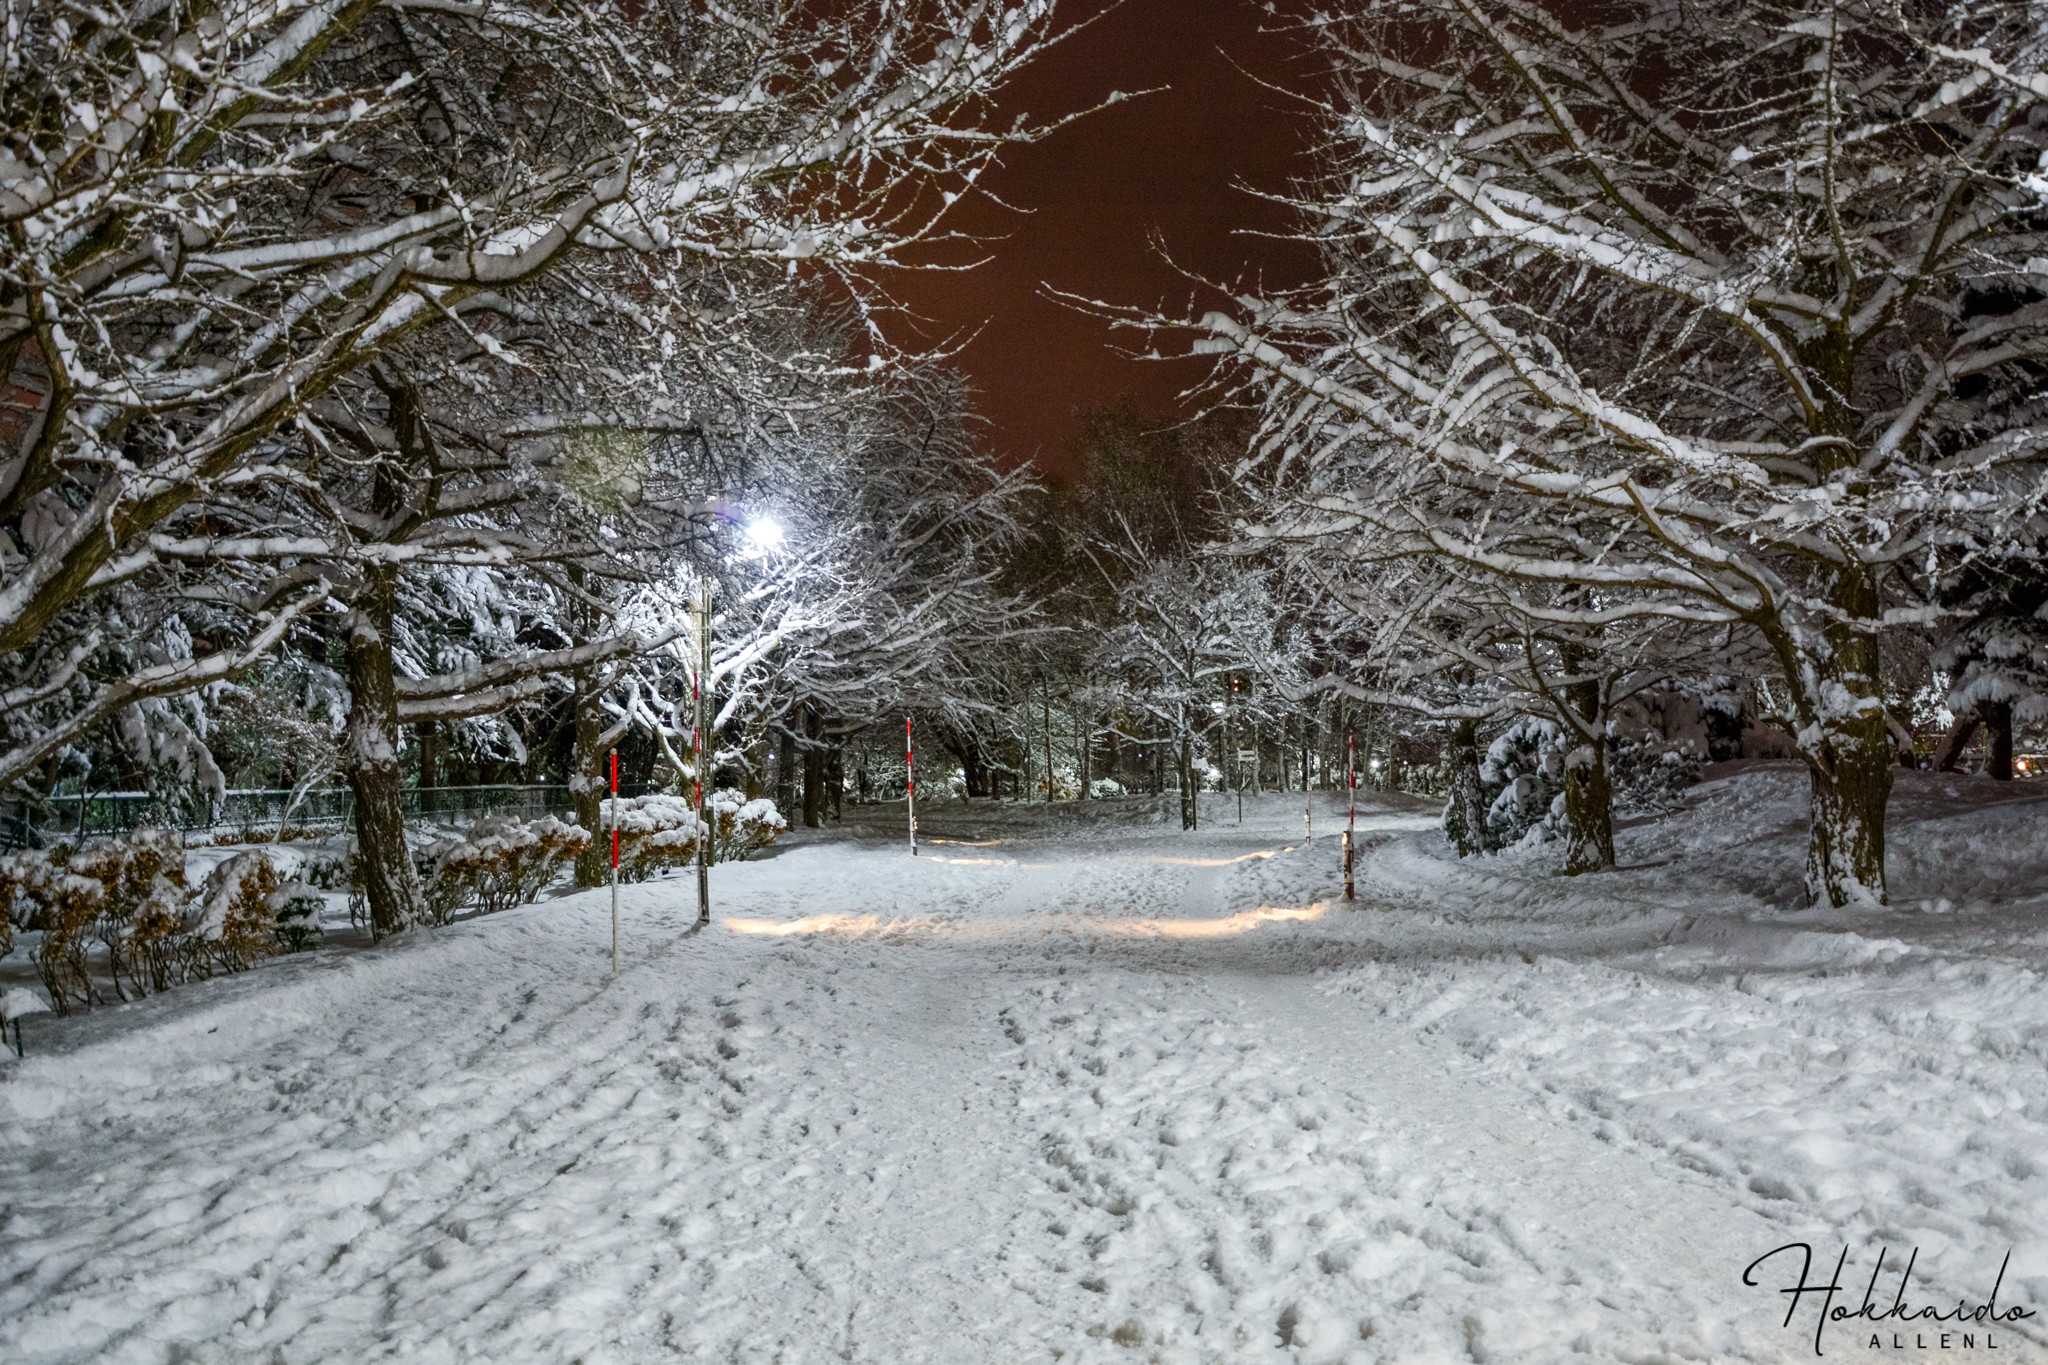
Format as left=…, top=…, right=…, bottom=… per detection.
left=0, top=784, right=617, bottom=849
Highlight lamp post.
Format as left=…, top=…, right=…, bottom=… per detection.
left=693, top=578, right=712, bottom=927
left=682, top=506, right=787, bottom=923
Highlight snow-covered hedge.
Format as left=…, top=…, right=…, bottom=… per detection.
left=706, top=791, right=786, bottom=864
left=603, top=794, right=706, bottom=882
left=593, top=791, right=784, bottom=880
left=196, top=851, right=295, bottom=973
left=420, top=816, right=590, bottom=922
left=0, top=832, right=311, bottom=1014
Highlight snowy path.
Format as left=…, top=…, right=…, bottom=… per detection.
left=3, top=794, right=2043, bottom=1363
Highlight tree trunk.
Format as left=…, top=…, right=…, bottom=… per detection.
left=777, top=727, right=797, bottom=814
left=564, top=560, right=610, bottom=887
left=1444, top=717, right=1489, bottom=858
left=1982, top=698, right=2014, bottom=781
left=1331, top=708, right=1343, bottom=789
left=1805, top=741, right=1892, bottom=906
left=827, top=746, right=844, bottom=820
left=1179, top=733, right=1198, bottom=831
left=1219, top=705, right=1230, bottom=811
left=939, top=722, right=990, bottom=799
left=570, top=659, right=607, bottom=887
left=345, top=565, right=423, bottom=937
left=1042, top=684, right=1054, bottom=801
left=1800, top=569, right=1893, bottom=906
left=1561, top=746, right=1615, bottom=875
left=802, top=707, right=824, bottom=829
left=1934, top=711, right=1979, bottom=772
left=1559, top=662, right=1615, bottom=875
left=1077, top=702, right=1089, bottom=800
left=744, top=734, right=767, bottom=799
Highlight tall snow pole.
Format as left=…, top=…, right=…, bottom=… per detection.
left=609, top=749, right=620, bottom=979
left=906, top=716, right=917, bottom=856
left=1343, top=732, right=1357, bottom=902
left=695, top=580, right=712, bottom=926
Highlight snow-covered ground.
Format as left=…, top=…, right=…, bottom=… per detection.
left=3, top=767, right=2045, bottom=1363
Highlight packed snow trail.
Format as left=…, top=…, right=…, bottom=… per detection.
left=3, top=786, right=2044, bottom=1363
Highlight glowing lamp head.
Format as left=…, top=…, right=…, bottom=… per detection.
left=743, top=517, right=785, bottom=552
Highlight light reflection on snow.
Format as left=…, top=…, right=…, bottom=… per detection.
left=725, top=913, right=897, bottom=937
left=1093, top=903, right=1329, bottom=939
left=1141, top=849, right=1284, bottom=867
left=722, top=900, right=1329, bottom=941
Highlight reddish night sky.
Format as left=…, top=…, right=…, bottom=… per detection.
left=890, top=0, right=1321, bottom=481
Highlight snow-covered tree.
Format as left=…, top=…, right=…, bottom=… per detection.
left=0, top=0, right=1078, bottom=809
left=580, top=367, right=1045, bottom=828
left=1170, top=0, right=2048, bottom=904
left=1933, top=556, right=2048, bottom=778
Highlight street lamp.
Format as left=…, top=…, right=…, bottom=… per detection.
left=691, top=503, right=795, bottom=924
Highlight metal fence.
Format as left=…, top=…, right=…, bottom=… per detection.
left=0, top=784, right=608, bottom=848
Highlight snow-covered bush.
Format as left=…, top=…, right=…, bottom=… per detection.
left=0, top=845, right=108, bottom=1013
left=0, top=836, right=311, bottom=1013
left=272, top=883, right=325, bottom=954
left=69, top=828, right=191, bottom=997
left=297, top=851, right=351, bottom=892
left=603, top=796, right=707, bottom=883
left=1043, top=767, right=1083, bottom=801
left=706, top=791, right=786, bottom=865
left=1609, top=740, right=1703, bottom=818
left=1446, top=720, right=1706, bottom=857
left=195, top=852, right=288, bottom=974
left=1479, top=720, right=1569, bottom=850
left=422, top=816, right=591, bottom=922
left=1089, top=778, right=1128, bottom=799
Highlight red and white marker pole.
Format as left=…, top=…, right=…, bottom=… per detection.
left=1343, top=732, right=1356, bottom=902
left=906, top=716, right=917, bottom=856
left=609, top=748, right=620, bottom=978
